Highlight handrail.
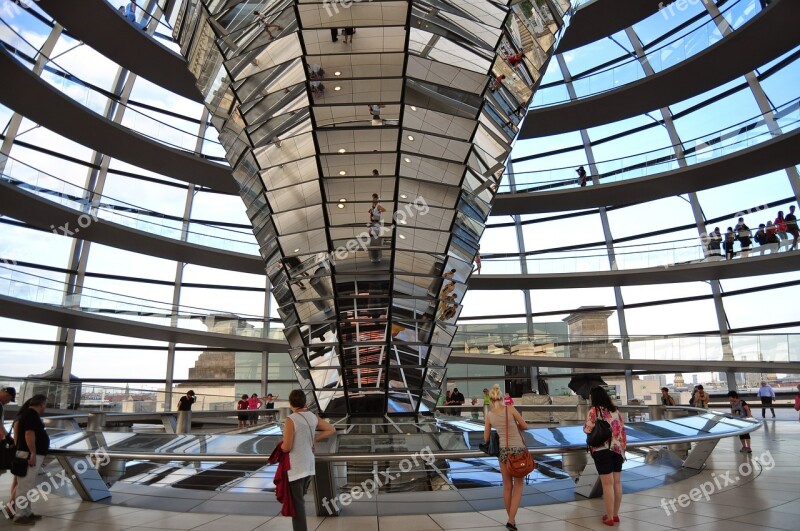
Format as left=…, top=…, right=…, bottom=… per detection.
left=503, top=98, right=800, bottom=192
left=0, top=156, right=257, bottom=252
left=44, top=409, right=762, bottom=462
left=532, top=0, right=755, bottom=107
left=0, top=17, right=221, bottom=153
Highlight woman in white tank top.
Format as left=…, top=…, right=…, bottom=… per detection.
left=483, top=384, right=528, bottom=531
left=280, top=390, right=336, bottom=531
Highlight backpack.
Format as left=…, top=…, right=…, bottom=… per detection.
left=587, top=407, right=612, bottom=448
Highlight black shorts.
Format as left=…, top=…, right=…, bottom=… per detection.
left=739, top=434, right=751, bottom=440
left=237, top=413, right=248, bottom=421
left=592, top=449, right=623, bottom=475
left=760, top=397, right=773, bottom=405
left=344, top=27, right=354, bottom=35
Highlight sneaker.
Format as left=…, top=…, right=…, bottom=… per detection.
left=746, top=448, right=752, bottom=453
left=13, top=516, right=35, bottom=525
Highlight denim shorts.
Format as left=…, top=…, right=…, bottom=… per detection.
left=592, top=449, right=623, bottom=474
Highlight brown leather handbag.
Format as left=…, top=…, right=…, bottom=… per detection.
left=505, top=406, right=535, bottom=478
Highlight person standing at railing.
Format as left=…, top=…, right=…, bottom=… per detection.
left=583, top=386, right=626, bottom=527
left=279, top=390, right=336, bottom=531
left=775, top=210, right=788, bottom=241
left=794, top=384, right=800, bottom=422
left=765, top=221, right=780, bottom=253
left=248, top=393, right=263, bottom=426
left=177, top=390, right=196, bottom=411
left=484, top=384, right=528, bottom=531
left=693, top=385, right=708, bottom=408
left=785, top=205, right=798, bottom=250
left=728, top=391, right=752, bottom=453
left=660, top=387, right=676, bottom=406
left=724, top=227, right=736, bottom=260
left=707, top=227, right=722, bottom=259
left=237, top=394, right=249, bottom=428
left=757, top=381, right=776, bottom=419
left=735, top=217, right=752, bottom=258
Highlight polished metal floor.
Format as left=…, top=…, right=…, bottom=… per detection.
left=1, top=410, right=798, bottom=530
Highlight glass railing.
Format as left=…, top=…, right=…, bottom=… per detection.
left=0, top=376, right=276, bottom=412
left=481, top=235, right=798, bottom=274
left=0, top=157, right=258, bottom=255
left=532, top=0, right=757, bottom=107
left=0, top=266, right=283, bottom=341
left=501, top=99, right=800, bottom=192
left=453, top=331, right=800, bottom=363
left=105, top=0, right=174, bottom=34
left=0, top=16, right=222, bottom=155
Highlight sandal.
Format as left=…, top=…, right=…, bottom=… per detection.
left=602, top=515, right=614, bottom=526
left=613, top=516, right=620, bottom=522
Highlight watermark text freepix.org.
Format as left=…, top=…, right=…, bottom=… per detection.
left=320, top=446, right=435, bottom=515
left=660, top=449, right=774, bottom=515
left=2, top=447, right=111, bottom=520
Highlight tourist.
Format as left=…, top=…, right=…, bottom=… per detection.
left=757, top=380, right=776, bottom=418
left=0, top=386, right=15, bottom=439
left=785, top=205, right=798, bottom=250
left=450, top=387, right=465, bottom=416
left=248, top=393, right=263, bottom=426
left=177, top=390, right=196, bottom=411
left=254, top=10, right=282, bottom=39
left=576, top=165, right=588, bottom=187
left=237, top=393, right=249, bottom=428
left=754, top=223, right=767, bottom=247
left=504, top=392, right=514, bottom=406
left=484, top=384, right=528, bottom=530
left=490, top=74, right=506, bottom=92
left=660, top=387, right=675, bottom=406
left=735, top=217, right=752, bottom=257
left=12, top=395, right=49, bottom=525
left=765, top=221, right=780, bottom=252
left=583, top=386, right=626, bottom=526
left=775, top=210, right=788, bottom=240
left=368, top=193, right=386, bottom=225
left=343, top=27, right=354, bottom=44
left=794, top=384, right=800, bottom=422
left=694, top=385, right=708, bottom=408
left=280, top=390, right=336, bottom=531
left=724, top=227, right=735, bottom=260
left=707, top=227, right=722, bottom=258
left=728, top=391, right=752, bottom=452
left=482, top=388, right=491, bottom=418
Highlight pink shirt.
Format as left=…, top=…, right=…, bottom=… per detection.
left=248, top=397, right=262, bottom=410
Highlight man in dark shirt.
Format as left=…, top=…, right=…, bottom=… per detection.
left=450, top=388, right=465, bottom=416
left=177, top=390, right=196, bottom=411
left=13, top=394, right=49, bottom=524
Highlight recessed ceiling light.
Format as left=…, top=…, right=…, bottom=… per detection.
left=400, top=194, right=407, bottom=199
left=334, top=71, right=341, bottom=76
left=338, top=148, right=346, bottom=154
left=293, top=248, right=300, bottom=253
left=399, top=219, right=407, bottom=225
left=339, top=170, right=347, bottom=175
left=410, top=106, right=417, bottom=111
left=339, top=198, right=346, bottom=202
left=399, top=234, right=406, bottom=239
left=407, top=135, right=415, bottom=141
left=403, top=157, right=411, bottom=163
left=337, top=203, right=345, bottom=209
left=334, top=86, right=341, bottom=91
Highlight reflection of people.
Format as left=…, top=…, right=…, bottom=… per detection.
left=506, top=52, right=523, bottom=66
left=368, top=193, right=386, bottom=224
left=368, top=104, right=384, bottom=120
left=248, top=393, right=263, bottom=426
left=490, top=74, right=506, bottom=92
left=254, top=10, right=283, bottom=39
left=343, top=27, right=354, bottom=44
left=484, top=384, right=527, bottom=530
left=473, top=247, right=481, bottom=274
left=280, top=390, right=336, bottom=531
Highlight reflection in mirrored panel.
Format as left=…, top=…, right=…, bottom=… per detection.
left=178, top=0, right=573, bottom=415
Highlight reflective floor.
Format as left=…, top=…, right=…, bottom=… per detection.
left=1, top=410, right=799, bottom=530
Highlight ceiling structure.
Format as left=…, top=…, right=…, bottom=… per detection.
left=173, top=0, right=572, bottom=415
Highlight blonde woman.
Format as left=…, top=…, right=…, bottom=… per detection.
left=483, top=384, right=528, bottom=530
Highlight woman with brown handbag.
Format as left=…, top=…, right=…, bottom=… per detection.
left=483, top=384, right=528, bottom=530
